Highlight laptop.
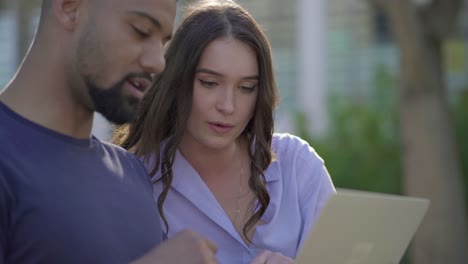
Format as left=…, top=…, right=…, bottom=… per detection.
left=296, top=188, right=430, bottom=264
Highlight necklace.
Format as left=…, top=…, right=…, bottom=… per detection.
left=234, top=153, right=252, bottom=222
left=234, top=166, right=244, bottom=216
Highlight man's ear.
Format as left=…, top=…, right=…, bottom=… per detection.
left=51, top=0, right=83, bottom=31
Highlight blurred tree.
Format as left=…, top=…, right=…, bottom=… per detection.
left=0, top=0, right=37, bottom=67
left=15, top=0, right=36, bottom=67
left=367, top=0, right=468, bottom=263
left=297, top=65, right=402, bottom=196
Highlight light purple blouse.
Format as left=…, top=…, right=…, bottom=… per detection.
left=150, top=133, right=335, bottom=264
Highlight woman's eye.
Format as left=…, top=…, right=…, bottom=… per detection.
left=240, top=85, right=257, bottom=92
left=199, top=79, right=218, bottom=88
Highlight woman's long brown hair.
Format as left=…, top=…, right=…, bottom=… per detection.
left=114, top=0, right=279, bottom=242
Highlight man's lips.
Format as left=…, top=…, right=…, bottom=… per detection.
left=125, top=77, right=152, bottom=100
left=128, top=77, right=151, bottom=93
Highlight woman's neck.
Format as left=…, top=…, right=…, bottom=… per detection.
left=178, top=136, right=248, bottom=182
left=178, top=135, right=258, bottom=244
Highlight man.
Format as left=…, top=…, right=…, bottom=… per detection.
left=0, top=0, right=217, bottom=263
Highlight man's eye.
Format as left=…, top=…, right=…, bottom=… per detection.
left=132, top=25, right=150, bottom=38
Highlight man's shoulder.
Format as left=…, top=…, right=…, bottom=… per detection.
left=98, top=139, right=140, bottom=162
left=0, top=122, right=20, bottom=158
left=0, top=103, right=36, bottom=149
left=0, top=110, right=15, bottom=137
left=99, top=139, right=129, bottom=153
left=97, top=139, right=150, bottom=180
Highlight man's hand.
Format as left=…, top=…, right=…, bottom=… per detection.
left=131, top=229, right=218, bottom=264
left=250, top=250, right=294, bottom=264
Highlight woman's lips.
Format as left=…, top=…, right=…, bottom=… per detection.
left=208, top=122, right=234, bottom=133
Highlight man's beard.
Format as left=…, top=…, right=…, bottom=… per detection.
left=86, top=73, right=150, bottom=125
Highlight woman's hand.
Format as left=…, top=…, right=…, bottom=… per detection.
left=250, top=250, right=294, bottom=264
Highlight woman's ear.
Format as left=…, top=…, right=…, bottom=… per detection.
left=51, top=0, right=83, bottom=31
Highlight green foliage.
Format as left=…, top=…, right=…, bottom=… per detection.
left=295, top=64, right=468, bottom=202
left=295, top=65, right=402, bottom=194
left=295, top=64, right=468, bottom=207
left=290, top=33, right=468, bottom=261
left=452, top=90, right=468, bottom=206
left=294, top=64, right=468, bottom=264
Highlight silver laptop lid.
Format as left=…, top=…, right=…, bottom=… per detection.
left=296, top=189, right=430, bottom=264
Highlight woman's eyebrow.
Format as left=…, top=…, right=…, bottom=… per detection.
left=196, top=68, right=258, bottom=80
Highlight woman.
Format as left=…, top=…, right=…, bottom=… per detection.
left=115, top=0, right=335, bottom=263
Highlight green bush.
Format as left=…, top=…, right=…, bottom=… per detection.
left=294, top=65, right=468, bottom=264
left=295, top=66, right=468, bottom=204
left=453, top=90, right=468, bottom=206
left=295, top=65, right=401, bottom=194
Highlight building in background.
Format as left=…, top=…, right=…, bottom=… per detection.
left=0, top=7, right=16, bottom=87
left=238, top=0, right=398, bottom=135
left=1, top=0, right=467, bottom=140
left=240, top=0, right=467, bottom=135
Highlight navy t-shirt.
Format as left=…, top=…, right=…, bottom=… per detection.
left=0, top=102, right=163, bottom=263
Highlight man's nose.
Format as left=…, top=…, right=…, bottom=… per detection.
left=140, top=43, right=166, bottom=75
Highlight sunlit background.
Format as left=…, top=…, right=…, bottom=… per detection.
left=1, top=0, right=467, bottom=263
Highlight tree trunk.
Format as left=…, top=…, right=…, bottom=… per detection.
left=399, top=56, right=468, bottom=264
left=369, top=1, right=468, bottom=263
